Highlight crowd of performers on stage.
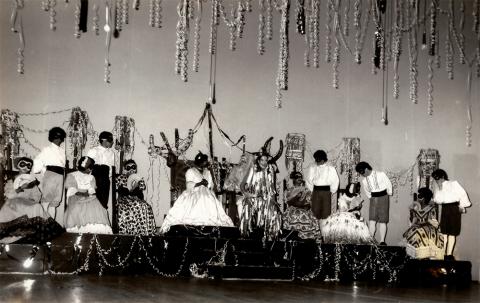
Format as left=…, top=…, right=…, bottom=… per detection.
left=0, top=127, right=472, bottom=261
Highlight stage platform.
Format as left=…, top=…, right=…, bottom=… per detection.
left=0, top=226, right=472, bottom=286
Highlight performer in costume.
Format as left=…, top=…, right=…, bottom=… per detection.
left=355, top=161, right=392, bottom=245
left=87, top=131, right=115, bottom=210
left=116, top=159, right=156, bottom=236
left=160, top=152, right=233, bottom=233
left=322, top=182, right=372, bottom=244
left=431, top=169, right=471, bottom=261
left=32, top=127, right=67, bottom=223
left=306, top=150, right=339, bottom=223
left=403, top=187, right=444, bottom=259
left=283, top=171, right=321, bottom=240
left=0, top=157, right=48, bottom=223
left=241, top=151, right=282, bottom=240
left=223, top=153, right=254, bottom=226
left=64, top=157, right=112, bottom=234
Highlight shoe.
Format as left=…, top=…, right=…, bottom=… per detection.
left=379, top=242, right=387, bottom=246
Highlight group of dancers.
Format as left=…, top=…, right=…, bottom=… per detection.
left=0, top=128, right=472, bottom=260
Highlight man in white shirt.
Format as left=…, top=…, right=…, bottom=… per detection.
left=431, top=169, right=471, bottom=261
left=306, top=150, right=339, bottom=223
left=355, top=161, right=392, bottom=245
left=87, top=131, right=115, bottom=209
left=32, top=127, right=67, bottom=222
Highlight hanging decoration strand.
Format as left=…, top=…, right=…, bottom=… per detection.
left=104, top=0, right=113, bottom=83
left=93, top=2, right=100, bottom=35
left=192, top=0, right=202, bottom=72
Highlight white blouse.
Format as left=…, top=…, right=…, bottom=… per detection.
left=66, top=171, right=96, bottom=198
left=185, top=167, right=213, bottom=190
left=360, top=170, right=392, bottom=198
left=433, top=180, right=471, bottom=208
left=306, top=164, right=340, bottom=193
left=32, top=143, right=66, bottom=174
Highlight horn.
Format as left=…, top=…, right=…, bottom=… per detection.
left=268, top=140, right=284, bottom=164
left=263, top=137, right=274, bottom=155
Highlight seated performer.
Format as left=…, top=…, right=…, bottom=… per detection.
left=283, top=171, right=321, bottom=240
left=64, top=157, right=112, bottom=234
left=403, top=187, right=444, bottom=259
left=322, top=183, right=373, bottom=244
left=431, top=169, right=471, bottom=261
left=160, top=151, right=233, bottom=233
left=355, top=161, right=392, bottom=245
left=0, top=157, right=48, bottom=223
left=116, top=159, right=156, bottom=236
left=32, top=127, right=67, bottom=222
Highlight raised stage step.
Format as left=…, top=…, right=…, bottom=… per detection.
left=206, top=265, right=294, bottom=280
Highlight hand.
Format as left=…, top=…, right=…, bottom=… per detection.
left=195, top=179, right=208, bottom=187
left=459, top=206, right=466, bottom=213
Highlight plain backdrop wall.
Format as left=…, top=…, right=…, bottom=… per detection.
left=1, top=0, right=479, bottom=280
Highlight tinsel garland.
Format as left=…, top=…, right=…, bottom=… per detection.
left=74, top=0, right=81, bottom=38
left=339, top=137, right=360, bottom=183
left=446, top=0, right=454, bottom=80
left=104, top=0, right=113, bottom=83
left=10, top=0, right=25, bottom=74
left=55, top=235, right=190, bottom=277
left=274, top=0, right=290, bottom=109
left=121, top=0, right=129, bottom=25
left=67, top=107, right=90, bottom=161
left=229, top=4, right=238, bottom=51
left=154, top=0, right=162, bottom=28
left=303, top=1, right=310, bottom=67
left=311, top=0, right=320, bottom=68
left=459, top=0, right=465, bottom=64
left=174, top=0, right=190, bottom=82
left=192, top=0, right=201, bottom=71
left=354, top=0, right=370, bottom=64
left=386, top=162, right=416, bottom=203
left=427, top=57, right=434, bottom=115
left=392, top=0, right=401, bottom=99
left=113, top=116, right=136, bottom=163
left=299, top=243, right=406, bottom=283
left=325, top=0, right=333, bottom=63
left=417, top=148, right=440, bottom=191
left=266, top=0, right=273, bottom=41
left=407, top=1, right=418, bottom=104
left=42, top=0, right=57, bottom=31
left=296, top=0, right=305, bottom=35
left=236, top=0, right=246, bottom=39
left=285, top=133, right=305, bottom=173
left=0, top=109, right=23, bottom=164
left=92, top=2, right=100, bottom=35
left=115, top=0, right=123, bottom=33
left=429, top=0, right=436, bottom=56
left=257, top=0, right=266, bottom=55
left=343, top=0, right=350, bottom=37
left=209, top=0, right=219, bottom=55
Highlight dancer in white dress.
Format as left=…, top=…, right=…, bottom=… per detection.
left=64, top=157, right=112, bottom=234
left=160, top=152, right=233, bottom=233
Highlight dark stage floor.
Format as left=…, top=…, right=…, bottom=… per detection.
left=0, top=274, right=478, bottom=303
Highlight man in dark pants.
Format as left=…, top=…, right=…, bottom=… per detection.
left=87, top=131, right=115, bottom=209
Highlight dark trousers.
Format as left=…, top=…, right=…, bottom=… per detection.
left=311, top=186, right=331, bottom=219
left=92, top=164, right=110, bottom=209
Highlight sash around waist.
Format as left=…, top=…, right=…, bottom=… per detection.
left=46, top=165, right=65, bottom=175
left=371, top=189, right=387, bottom=197
left=313, top=185, right=330, bottom=191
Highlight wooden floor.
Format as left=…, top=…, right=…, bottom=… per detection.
left=0, top=274, right=478, bottom=303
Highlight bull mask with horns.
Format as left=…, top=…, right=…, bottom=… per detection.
left=253, top=137, right=284, bottom=168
